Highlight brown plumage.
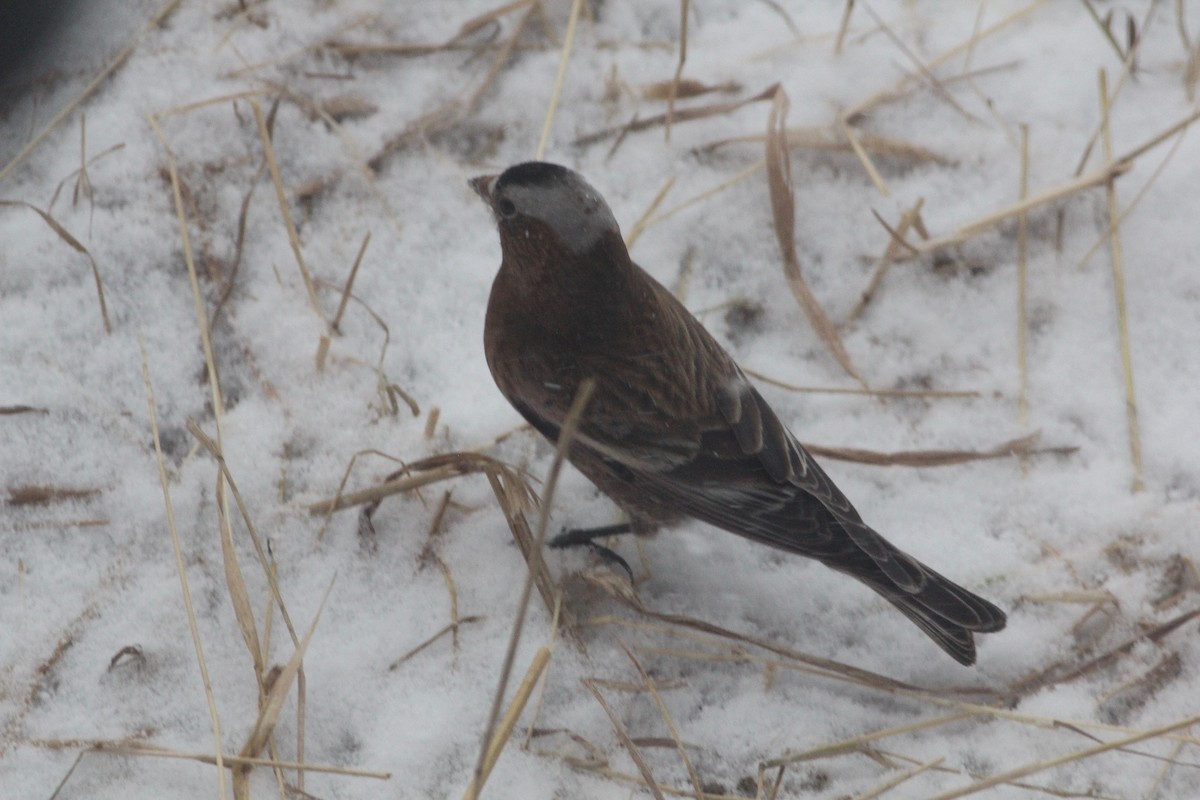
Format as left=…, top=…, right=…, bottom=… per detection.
left=472, top=161, right=1006, bottom=666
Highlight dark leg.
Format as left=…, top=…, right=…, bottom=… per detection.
left=548, top=521, right=633, bottom=549
left=548, top=522, right=634, bottom=581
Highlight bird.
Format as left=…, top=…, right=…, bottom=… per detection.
left=470, top=160, right=1006, bottom=666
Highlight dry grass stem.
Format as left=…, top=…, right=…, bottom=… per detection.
left=1017, top=124, right=1031, bottom=433
left=1075, top=122, right=1190, bottom=272
left=846, top=198, right=925, bottom=323
left=704, top=125, right=952, bottom=164
left=463, top=647, right=552, bottom=799
left=841, top=0, right=1049, bottom=122
left=468, top=380, right=595, bottom=797
left=1097, top=69, right=1144, bottom=492
left=332, top=232, right=371, bottom=333
left=368, top=3, right=535, bottom=170
left=148, top=114, right=228, bottom=430
left=185, top=418, right=311, bottom=790
left=186, top=419, right=305, bottom=647
left=857, top=3, right=977, bottom=123
left=235, top=577, right=335, bottom=797
left=625, top=176, right=676, bottom=249
left=586, top=597, right=935, bottom=697
left=898, top=160, right=1131, bottom=259
left=1143, top=736, right=1189, bottom=799
left=839, top=119, right=890, bottom=196
left=617, top=640, right=704, bottom=797
left=5, top=485, right=101, bottom=506
left=0, top=0, right=183, bottom=184
left=641, top=78, right=739, bottom=101
left=93, top=742, right=389, bottom=779
left=765, top=86, right=865, bottom=386
left=251, top=99, right=325, bottom=322
left=582, top=679, right=668, bottom=800
left=139, top=340, right=228, bottom=800
left=857, top=756, right=945, bottom=800
left=1038, top=607, right=1200, bottom=690
left=743, top=367, right=979, bottom=399
left=535, top=0, right=585, bottom=160
left=767, top=712, right=974, bottom=767
left=308, top=452, right=535, bottom=515
left=390, top=617, right=484, bottom=671
left=927, top=713, right=1200, bottom=800
left=835, top=0, right=856, bottom=55
left=0, top=201, right=110, bottom=334
left=642, top=159, right=766, bottom=230
left=664, top=0, right=690, bottom=141
left=804, top=432, right=1075, bottom=468
left=576, top=83, right=780, bottom=146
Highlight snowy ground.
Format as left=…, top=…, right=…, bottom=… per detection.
left=2, top=1, right=1199, bottom=798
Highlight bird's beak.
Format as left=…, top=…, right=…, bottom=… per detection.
left=469, top=173, right=498, bottom=206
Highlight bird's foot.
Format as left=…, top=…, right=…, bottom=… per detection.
left=548, top=521, right=633, bottom=549
left=549, top=522, right=634, bottom=581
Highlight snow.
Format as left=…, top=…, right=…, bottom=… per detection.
left=2, top=1, right=1199, bottom=797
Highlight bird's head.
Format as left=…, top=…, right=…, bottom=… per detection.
left=470, top=161, right=620, bottom=256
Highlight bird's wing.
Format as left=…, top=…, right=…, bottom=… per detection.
left=573, top=371, right=930, bottom=593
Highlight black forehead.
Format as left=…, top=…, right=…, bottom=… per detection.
left=495, top=161, right=573, bottom=191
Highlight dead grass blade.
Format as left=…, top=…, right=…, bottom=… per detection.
left=185, top=417, right=311, bottom=790
left=6, top=485, right=101, bottom=506
left=1035, top=607, right=1200, bottom=691
left=898, top=160, right=1131, bottom=259
left=91, top=741, right=389, bottom=779
left=148, top=113, right=228, bottom=432
left=835, top=0, right=856, bottom=55
left=467, top=380, right=594, bottom=799
left=859, top=2, right=978, bottom=123
left=841, top=0, right=1049, bottom=122
left=462, top=647, right=553, bottom=799
left=1017, top=125, right=1031, bottom=435
left=664, top=0, right=690, bottom=142
left=575, top=83, right=779, bottom=146
left=583, top=679, right=668, bottom=800
left=390, top=616, right=484, bottom=671
left=1097, top=69, right=1144, bottom=492
left=251, top=99, right=325, bottom=324
left=0, top=200, right=110, bottom=334
left=616, top=640, right=704, bottom=798
left=0, top=405, right=48, bottom=415
left=704, top=125, right=951, bottom=164
left=331, top=232, right=371, bottom=333
left=846, top=198, right=925, bottom=323
left=236, top=576, right=336, bottom=794
left=840, top=119, right=890, bottom=196
left=214, top=464, right=265, bottom=683
left=588, top=585, right=933, bottom=696
left=803, top=432, right=1075, bottom=468
left=625, top=176, right=676, bottom=250
left=857, top=756, right=945, bottom=800
left=927, top=713, right=1200, bottom=800
left=641, top=78, right=739, bottom=101
left=0, top=0, right=183, bottom=185
left=743, top=367, right=979, bottom=399
left=535, top=0, right=585, bottom=160
left=368, top=3, right=535, bottom=170
left=764, top=86, right=865, bottom=386
left=307, top=451, right=536, bottom=515
left=139, top=339, right=228, bottom=800
left=765, top=712, right=975, bottom=767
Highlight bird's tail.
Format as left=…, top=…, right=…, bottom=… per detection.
left=860, top=560, right=1007, bottom=667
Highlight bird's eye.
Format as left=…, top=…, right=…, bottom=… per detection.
left=497, top=198, right=517, bottom=218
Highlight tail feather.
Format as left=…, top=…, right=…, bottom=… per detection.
left=857, top=561, right=1007, bottom=667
